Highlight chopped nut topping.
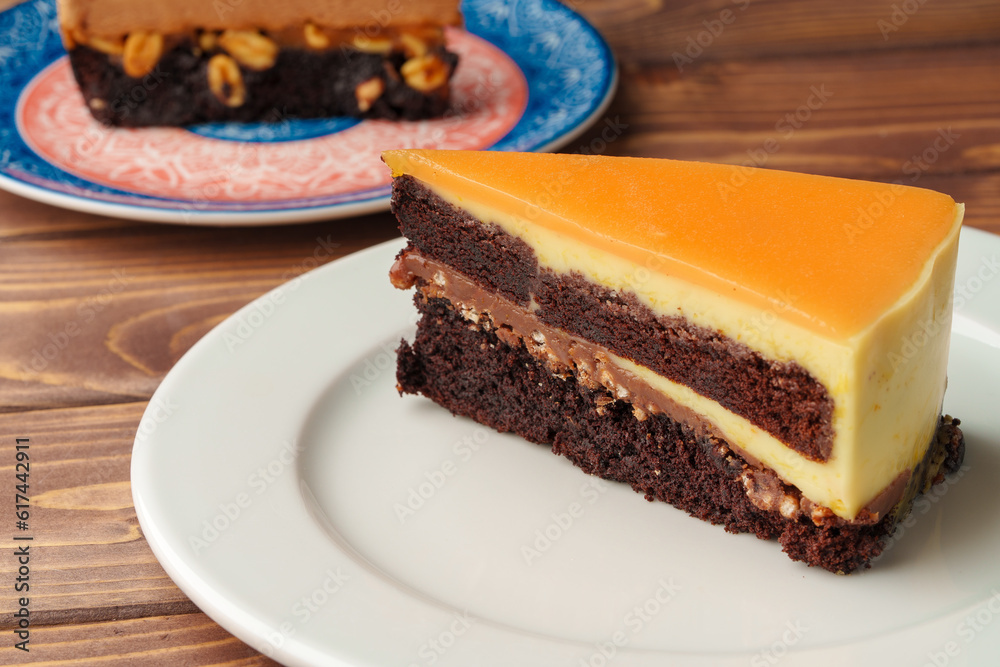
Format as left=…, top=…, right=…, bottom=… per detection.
left=218, top=30, right=277, bottom=70
left=87, top=34, right=125, bottom=56
left=400, top=32, right=428, bottom=58
left=355, top=76, right=384, bottom=112
left=809, top=504, right=836, bottom=526
left=304, top=23, right=330, bottom=49
left=400, top=53, right=449, bottom=92
left=198, top=31, right=218, bottom=52
left=207, top=54, right=245, bottom=107
left=459, top=304, right=480, bottom=323
left=779, top=495, right=800, bottom=520
left=123, top=31, right=163, bottom=78
left=352, top=35, right=393, bottom=54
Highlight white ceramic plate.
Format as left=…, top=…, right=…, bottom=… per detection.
left=132, top=227, right=1000, bottom=666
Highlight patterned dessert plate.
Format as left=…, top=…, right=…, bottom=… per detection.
left=0, top=0, right=617, bottom=224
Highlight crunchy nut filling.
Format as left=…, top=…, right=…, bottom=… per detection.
left=123, top=31, right=164, bottom=78
left=740, top=469, right=801, bottom=520
left=198, top=30, right=218, bottom=52
left=218, top=30, right=278, bottom=70
left=86, top=34, right=125, bottom=56
left=400, top=32, right=429, bottom=58
left=207, top=54, right=245, bottom=107
left=66, top=22, right=454, bottom=103
left=352, top=34, right=393, bottom=54
left=303, top=23, right=330, bottom=49
left=400, top=53, right=450, bottom=92
left=355, top=76, right=385, bottom=112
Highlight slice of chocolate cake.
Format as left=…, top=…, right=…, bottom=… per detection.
left=383, top=149, right=966, bottom=574
left=57, top=0, right=461, bottom=126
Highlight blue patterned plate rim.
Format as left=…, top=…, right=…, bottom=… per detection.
left=0, top=0, right=617, bottom=225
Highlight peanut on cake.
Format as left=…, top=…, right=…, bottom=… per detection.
left=57, top=0, right=462, bottom=126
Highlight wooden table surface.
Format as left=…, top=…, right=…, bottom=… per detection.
left=1, top=0, right=999, bottom=664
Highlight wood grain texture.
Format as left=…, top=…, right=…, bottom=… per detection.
left=0, top=206, right=401, bottom=411
left=0, top=403, right=197, bottom=626
left=4, top=614, right=280, bottom=665
left=582, top=42, right=1000, bottom=181
left=1, top=0, right=998, bottom=663
left=576, top=0, right=1000, bottom=65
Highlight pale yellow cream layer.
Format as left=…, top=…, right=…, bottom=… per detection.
left=384, top=150, right=963, bottom=519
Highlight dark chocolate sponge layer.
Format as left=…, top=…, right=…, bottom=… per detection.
left=391, top=175, right=834, bottom=461
left=396, top=294, right=965, bottom=573
left=69, top=41, right=456, bottom=127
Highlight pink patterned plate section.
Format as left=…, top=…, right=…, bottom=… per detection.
left=17, top=29, right=527, bottom=206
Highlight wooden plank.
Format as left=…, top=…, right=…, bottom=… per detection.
left=577, top=0, right=1000, bottom=65
left=585, top=42, right=1000, bottom=181
left=0, top=403, right=199, bottom=626
left=0, top=203, right=401, bottom=410
left=911, top=173, right=1000, bottom=234
left=4, top=613, right=279, bottom=665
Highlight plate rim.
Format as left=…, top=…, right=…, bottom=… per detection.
left=0, top=0, right=618, bottom=226
left=132, top=226, right=1000, bottom=666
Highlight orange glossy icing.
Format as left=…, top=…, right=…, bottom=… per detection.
left=383, top=150, right=961, bottom=339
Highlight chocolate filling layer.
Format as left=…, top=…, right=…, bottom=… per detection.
left=69, top=41, right=456, bottom=126
left=391, top=175, right=834, bottom=460
left=392, top=248, right=961, bottom=525
left=393, top=280, right=966, bottom=573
